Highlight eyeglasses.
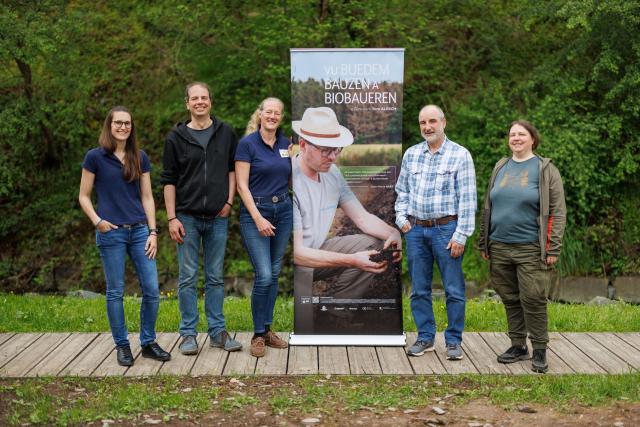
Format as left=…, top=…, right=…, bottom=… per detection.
left=112, top=120, right=132, bottom=129
left=305, top=140, right=342, bottom=157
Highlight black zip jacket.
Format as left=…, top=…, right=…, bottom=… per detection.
left=161, top=116, right=237, bottom=217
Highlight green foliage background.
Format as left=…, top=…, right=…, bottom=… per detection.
left=1, top=0, right=638, bottom=293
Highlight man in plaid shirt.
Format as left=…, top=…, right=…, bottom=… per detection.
left=395, top=104, right=476, bottom=360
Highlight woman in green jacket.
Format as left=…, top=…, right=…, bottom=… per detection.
left=479, top=120, right=566, bottom=373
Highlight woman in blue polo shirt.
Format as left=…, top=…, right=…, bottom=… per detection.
left=235, top=97, right=292, bottom=358
left=79, top=106, right=170, bottom=367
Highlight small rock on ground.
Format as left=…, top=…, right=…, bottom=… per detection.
left=301, top=417, right=321, bottom=425
left=432, top=406, right=446, bottom=415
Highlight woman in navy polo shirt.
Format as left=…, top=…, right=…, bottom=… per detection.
left=235, top=97, right=292, bottom=358
left=79, top=106, right=170, bottom=366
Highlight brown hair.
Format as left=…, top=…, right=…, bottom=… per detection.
left=244, top=97, right=285, bottom=135
left=184, top=81, right=212, bottom=101
left=510, top=119, right=541, bottom=150
left=98, top=106, right=142, bottom=182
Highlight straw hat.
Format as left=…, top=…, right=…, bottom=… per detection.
left=292, top=107, right=354, bottom=148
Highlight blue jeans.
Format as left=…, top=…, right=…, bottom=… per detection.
left=96, top=224, right=159, bottom=347
left=176, top=214, right=228, bottom=338
left=239, top=196, right=293, bottom=333
left=405, top=220, right=466, bottom=345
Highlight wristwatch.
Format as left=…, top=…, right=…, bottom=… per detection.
left=148, top=228, right=159, bottom=234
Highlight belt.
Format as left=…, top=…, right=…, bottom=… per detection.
left=409, top=215, right=458, bottom=227
left=115, top=222, right=147, bottom=228
left=253, top=192, right=289, bottom=204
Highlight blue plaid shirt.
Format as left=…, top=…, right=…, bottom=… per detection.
left=395, top=137, right=477, bottom=245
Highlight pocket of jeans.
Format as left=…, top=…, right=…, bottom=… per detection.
left=95, top=229, right=113, bottom=247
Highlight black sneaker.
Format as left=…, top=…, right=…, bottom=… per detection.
left=531, top=349, right=548, bottom=373
left=116, top=344, right=134, bottom=366
left=141, top=342, right=171, bottom=362
left=497, top=345, right=530, bottom=364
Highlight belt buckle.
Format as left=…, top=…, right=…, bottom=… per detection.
left=271, top=195, right=279, bottom=203
left=122, top=224, right=132, bottom=229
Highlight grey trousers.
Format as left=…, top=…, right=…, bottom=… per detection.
left=295, top=234, right=383, bottom=298
left=314, top=234, right=384, bottom=298
left=489, top=241, right=551, bottom=349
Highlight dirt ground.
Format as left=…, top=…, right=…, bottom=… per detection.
left=2, top=376, right=638, bottom=426
left=119, top=400, right=640, bottom=426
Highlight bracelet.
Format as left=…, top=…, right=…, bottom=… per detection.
left=149, top=232, right=158, bottom=236
left=148, top=228, right=159, bottom=233
left=225, top=202, right=232, bottom=207
left=95, top=218, right=104, bottom=227
left=167, top=217, right=177, bottom=222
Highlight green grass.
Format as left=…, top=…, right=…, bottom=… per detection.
left=1, top=374, right=638, bottom=425
left=1, top=377, right=219, bottom=425
left=1, top=293, right=639, bottom=333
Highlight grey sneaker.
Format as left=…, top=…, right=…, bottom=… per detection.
left=179, top=335, right=198, bottom=355
left=446, top=343, right=464, bottom=360
left=407, top=340, right=435, bottom=356
left=210, top=330, right=242, bottom=352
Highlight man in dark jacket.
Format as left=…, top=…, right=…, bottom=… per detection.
left=161, top=82, right=241, bottom=354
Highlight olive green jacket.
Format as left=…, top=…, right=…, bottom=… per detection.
left=478, top=155, right=566, bottom=261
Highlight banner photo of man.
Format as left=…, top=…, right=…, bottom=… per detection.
left=290, top=48, right=405, bottom=345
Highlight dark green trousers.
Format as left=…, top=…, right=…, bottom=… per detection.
left=489, top=241, right=550, bottom=349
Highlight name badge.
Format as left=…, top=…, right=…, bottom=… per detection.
left=279, top=149, right=289, bottom=158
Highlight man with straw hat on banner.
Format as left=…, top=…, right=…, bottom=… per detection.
left=291, top=107, right=402, bottom=301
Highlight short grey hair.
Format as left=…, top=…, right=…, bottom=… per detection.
left=419, top=104, right=445, bottom=120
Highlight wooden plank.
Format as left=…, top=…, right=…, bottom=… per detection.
left=222, top=332, right=256, bottom=376
left=404, top=332, right=447, bottom=375
left=0, top=333, right=43, bottom=370
left=125, top=333, right=179, bottom=377
left=590, top=333, right=640, bottom=371
left=616, top=333, right=640, bottom=351
left=160, top=333, right=208, bottom=376
left=0, top=333, right=15, bottom=347
left=287, top=345, right=317, bottom=375
left=563, top=333, right=634, bottom=374
left=93, top=334, right=142, bottom=377
left=461, top=333, right=511, bottom=374
left=318, top=346, right=350, bottom=375
left=0, top=333, right=70, bottom=377
left=255, top=332, right=289, bottom=375
left=28, top=333, right=99, bottom=377
left=376, top=346, right=413, bottom=375
left=478, top=332, right=530, bottom=375
left=348, top=346, right=382, bottom=375
left=435, top=333, right=479, bottom=374
left=60, top=333, right=114, bottom=376
left=191, top=334, right=231, bottom=376
left=547, top=332, right=606, bottom=374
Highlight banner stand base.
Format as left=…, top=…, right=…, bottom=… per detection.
left=289, top=333, right=406, bottom=347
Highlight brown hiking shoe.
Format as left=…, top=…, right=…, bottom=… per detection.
left=250, top=336, right=266, bottom=357
left=264, top=330, right=288, bottom=349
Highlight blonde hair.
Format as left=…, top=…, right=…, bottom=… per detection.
left=244, top=97, right=284, bottom=135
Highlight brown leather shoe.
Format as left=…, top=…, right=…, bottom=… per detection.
left=264, top=330, right=288, bottom=349
left=250, top=336, right=266, bottom=357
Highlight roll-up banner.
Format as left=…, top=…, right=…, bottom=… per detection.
left=289, top=48, right=405, bottom=346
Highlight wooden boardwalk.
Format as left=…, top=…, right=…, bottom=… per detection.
left=0, top=332, right=638, bottom=378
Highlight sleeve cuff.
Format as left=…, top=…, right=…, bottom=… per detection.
left=452, top=232, right=467, bottom=246
left=395, top=215, right=408, bottom=229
